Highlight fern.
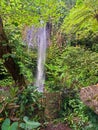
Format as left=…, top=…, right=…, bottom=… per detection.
left=61, top=0, right=98, bottom=34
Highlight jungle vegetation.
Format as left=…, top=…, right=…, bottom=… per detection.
left=0, top=0, right=98, bottom=130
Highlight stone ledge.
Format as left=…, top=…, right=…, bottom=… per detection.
left=80, top=85, right=98, bottom=114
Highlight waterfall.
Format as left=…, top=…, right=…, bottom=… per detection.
left=35, top=26, right=47, bottom=92
left=23, top=23, right=50, bottom=92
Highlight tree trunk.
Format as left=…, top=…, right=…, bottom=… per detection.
left=0, top=17, right=26, bottom=87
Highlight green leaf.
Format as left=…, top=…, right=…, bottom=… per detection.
left=19, top=123, right=26, bottom=129
left=23, top=116, right=41, bottom=129
left=23, top=116, right=29, bottom=122
left=1, top=118, right=10, bottom=130
left=10, top=122, right=18, bottom=130
left=25, top=121, right=41, bottom=129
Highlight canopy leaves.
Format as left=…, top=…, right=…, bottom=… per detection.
left=61, top=0, right=98, bottom=35
left=0, top=0, right=65, bottom=27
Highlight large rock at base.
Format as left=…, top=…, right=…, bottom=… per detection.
left=80, top=85, right=98, bottom=114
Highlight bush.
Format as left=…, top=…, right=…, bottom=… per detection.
left=46, top=46, right=98, bottom=91
left=60, top=89, right=88, bottom=130
left=0, top=85, right=43, bottom=123
left=60, top=89, right=98, bottom=130
left=46, top=46, right=98, bottom=129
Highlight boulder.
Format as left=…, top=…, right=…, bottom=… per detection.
left=80, top=85, right=98, bottom=114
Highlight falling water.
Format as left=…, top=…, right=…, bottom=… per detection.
left=35, top=26, right=47, bottom=92
left=23, top=23, right=50, bottom=92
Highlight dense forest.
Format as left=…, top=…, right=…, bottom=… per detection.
left=0, top=0, right=98, bottom=130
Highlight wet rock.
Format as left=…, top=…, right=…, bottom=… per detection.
left=44, top=92, right=61, bottom=121
left=80, top=85, right=98, bottom=114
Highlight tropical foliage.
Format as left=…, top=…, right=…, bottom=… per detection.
left=0, top=0, right=98, bottom=130
left=62, top=0, right=98, bottom=34
left=46, top=46, right=98, bottom=91
left=61, top=0, right=98, bottom=50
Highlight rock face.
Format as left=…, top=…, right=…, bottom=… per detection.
left=80, top=85, right=98, bottom=114
left=44, top=92, right=61, bottom=121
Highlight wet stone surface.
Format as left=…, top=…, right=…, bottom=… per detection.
left=80, top=85, right=98, bottom=115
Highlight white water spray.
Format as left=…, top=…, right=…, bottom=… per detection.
left=24, top=23, right=50, bottom=92
left=35, top=26, right=47, bottom=92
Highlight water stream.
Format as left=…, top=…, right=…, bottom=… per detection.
left=25, top=24, right=48, bottom=92
left=35, top=26, right=47, bottom=92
